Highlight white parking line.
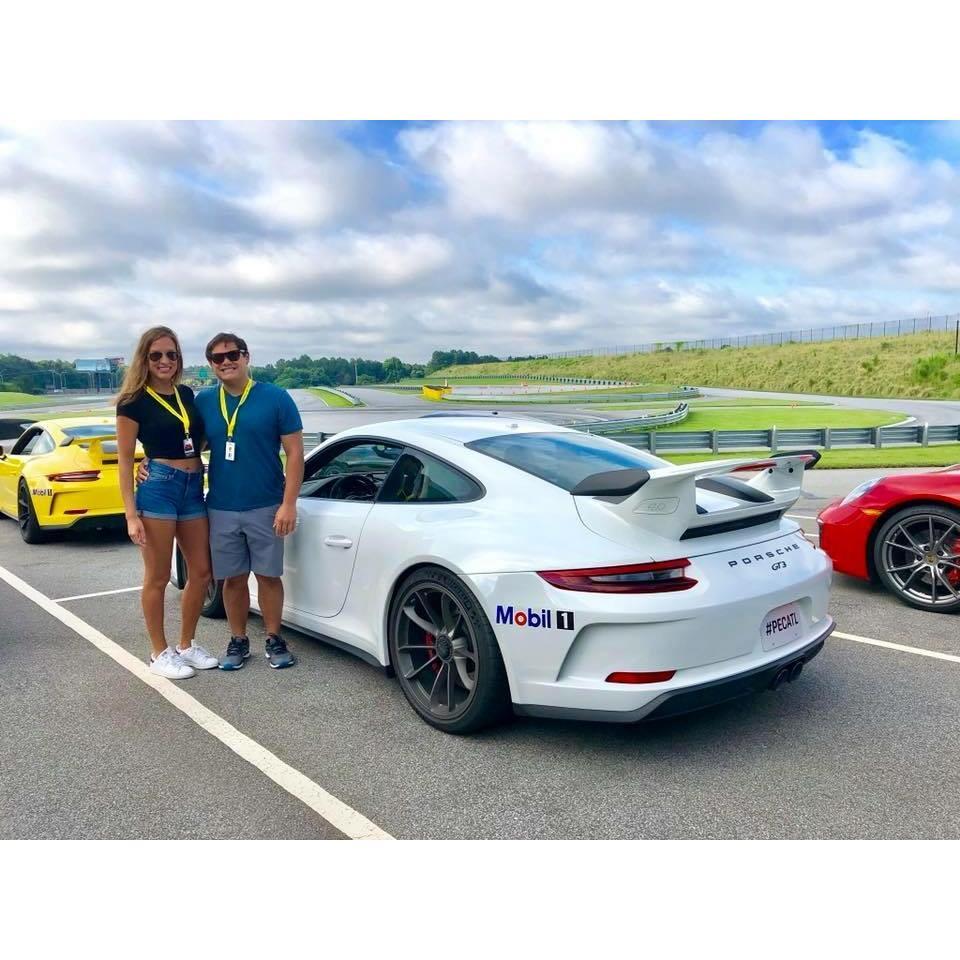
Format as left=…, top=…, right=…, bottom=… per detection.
left=833, top=630, right=960, bottom=665
left=54, top=586, right=142, bottom=603
left=0, top=564, right=393, bottom=841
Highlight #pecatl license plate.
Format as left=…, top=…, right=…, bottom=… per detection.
left=760, top=601, right=804, bottom=651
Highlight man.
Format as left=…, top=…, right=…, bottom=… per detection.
left=145, top=332, right=305, bottom=669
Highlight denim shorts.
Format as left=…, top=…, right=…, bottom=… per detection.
left=136, top=462, right=206, bottom=522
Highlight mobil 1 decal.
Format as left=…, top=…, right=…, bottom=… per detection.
left=495, top=605, right=575, bottom=631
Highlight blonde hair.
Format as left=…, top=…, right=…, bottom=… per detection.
left=116, top=326, right=184, bottom=407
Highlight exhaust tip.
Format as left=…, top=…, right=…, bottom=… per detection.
left=788, top=661, right=804, bottom=683
left=770, top=667, right=790, bottom=690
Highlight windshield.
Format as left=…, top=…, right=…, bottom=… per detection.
left=465, top=431, right=667, bottom=491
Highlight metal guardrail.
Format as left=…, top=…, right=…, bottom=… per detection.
left=327, top=387, right=361, bottom=406
left=303, top=423, right=960, bottom=455
left=603, top=424, right=960, bottom=454
left=585, top=403, right=689, bottom=433
left=303, top=432, right=332, bottom=450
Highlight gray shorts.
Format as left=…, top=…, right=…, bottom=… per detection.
left=208, top=504, right=285, bottom=580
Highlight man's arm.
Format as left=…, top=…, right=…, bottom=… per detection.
left=274, top=430, right=304, bottom=536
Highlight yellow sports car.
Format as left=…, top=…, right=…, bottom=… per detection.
left=0, top=416, right=143, bottom=544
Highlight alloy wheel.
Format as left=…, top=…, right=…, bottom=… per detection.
left=879, top=513, right=960, bottom=608
left=394, top=583, right=479, bottom=720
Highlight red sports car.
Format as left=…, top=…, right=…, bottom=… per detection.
left=818, top=466, right=960, bottom=613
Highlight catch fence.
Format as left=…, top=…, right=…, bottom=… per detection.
left=545, top=313, right=960, bottom=360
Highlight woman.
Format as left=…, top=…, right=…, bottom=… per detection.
left=116, top=326, right=219, bottom=679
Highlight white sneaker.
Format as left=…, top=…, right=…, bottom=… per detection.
left=150, top=648, right=196, bottom=679
left=176, top=642, right=219, bottom=670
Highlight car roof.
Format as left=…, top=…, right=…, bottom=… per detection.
left=337, top=415, right=570, bottom=447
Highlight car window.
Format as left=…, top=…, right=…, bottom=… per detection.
left=465, top=431, right=667, bottom=492
left=314, top=441, right=403, bottom=479
left=300, top=440, right=404, bottom=500
left=379, top=450, right=483, bottom=504
left=31, top=431, right=56, bottom=455
left=12, top=429, right=43, bottom=456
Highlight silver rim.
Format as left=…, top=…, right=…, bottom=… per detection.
left=880, top=514, right=960, bottom=607
left=394, top=584, right=479, bottom=719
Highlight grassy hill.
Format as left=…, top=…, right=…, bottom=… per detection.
left=434, top=330, right=960, bottom=399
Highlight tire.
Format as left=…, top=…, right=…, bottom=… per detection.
left=17, top=481, right=48, bottom=544
left=176, top=546, right=226, bottom=618
left=202, top=577, right=226, bottom=619
left=389, top=566, right=511, bottom=734
left=873, top=504, right=960, bottom=613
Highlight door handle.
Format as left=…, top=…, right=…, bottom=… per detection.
left=324, top=535, right=353, bottom=549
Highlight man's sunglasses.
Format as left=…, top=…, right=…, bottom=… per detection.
left=148, top=350, right=180, bottom=362
left=209, top=349, right=247, bottom=365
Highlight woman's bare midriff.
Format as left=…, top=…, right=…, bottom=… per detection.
left=153, top=457, right=203, bottom=473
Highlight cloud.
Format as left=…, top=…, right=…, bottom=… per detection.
left=142, top=232, right=459, bottom=299
left=1, top=120, right=960, bottom=364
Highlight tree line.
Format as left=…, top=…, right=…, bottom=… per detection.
left=0, top=348, right=534, bottom=394
left=0, top=354, right=100, bottom=393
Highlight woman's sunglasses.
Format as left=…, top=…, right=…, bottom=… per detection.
left=148, top=350, right=180, bottom=362
left=209, top=349, right=246, bottom=365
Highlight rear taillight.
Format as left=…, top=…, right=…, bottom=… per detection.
left=606, top=671, right=676, bottom=684
left=538, top=559, right=698, bottom=593
left=47, top=470, right=101, bottom=482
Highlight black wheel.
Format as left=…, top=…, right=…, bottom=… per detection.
left=202, top=577, right=226, bottom=619
left=389, top=566, right=511, bottom=734
left=873, top=505, right=960, bottom=613
left=17, top=481, right=48, bottom=544
left=176, top=545, right=225, bottom=618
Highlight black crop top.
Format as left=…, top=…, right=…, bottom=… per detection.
left=116, top=384, right=206, bottom=459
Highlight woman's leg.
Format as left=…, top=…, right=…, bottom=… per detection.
left=175, top=515, right=212, bottom=649
left=140, top=517, right=177, bottom=657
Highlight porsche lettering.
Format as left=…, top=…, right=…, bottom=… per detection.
left=728, top=543, right=801, bottom=567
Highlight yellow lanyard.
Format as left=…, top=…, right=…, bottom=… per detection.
left=219, top=379, right=254, bottom=440
left=145, top=386, right=191, bottom=436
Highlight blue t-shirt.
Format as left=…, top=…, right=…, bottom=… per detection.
left=195, top=382, right=303, bottom=511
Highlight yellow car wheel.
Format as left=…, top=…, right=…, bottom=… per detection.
left=17, top=481, right=48, bottom=545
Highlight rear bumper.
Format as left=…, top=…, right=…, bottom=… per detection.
left=513, top=616, right=833, bottom=724
left=43, top=512, right=126, bottom=534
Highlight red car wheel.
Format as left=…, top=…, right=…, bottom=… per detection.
left=872, top=504, right=960, bottom=613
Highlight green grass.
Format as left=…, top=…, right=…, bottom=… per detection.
left=433, top=329, right=960, bottom=399
left=308, top=387, right=360, bottom=407
left=0, top=392, right=63, bottom=408
left=660, top=445, right=960, bottom=469
left=631, top=407, right=903, bottom=434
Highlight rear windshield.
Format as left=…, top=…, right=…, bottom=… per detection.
left=62, top=425, right=116, bottom=438
left=465, top=432, right=666, bottom=491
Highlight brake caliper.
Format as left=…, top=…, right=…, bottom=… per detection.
left=948, top=536, right=960, bottom=586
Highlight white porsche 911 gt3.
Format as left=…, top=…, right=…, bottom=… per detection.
left=172, top=415, right=833, bottom=734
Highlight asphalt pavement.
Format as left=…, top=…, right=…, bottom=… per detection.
left=4, top=390, right=960, bottom=838
left=3, top=463, right=960, bottom=839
